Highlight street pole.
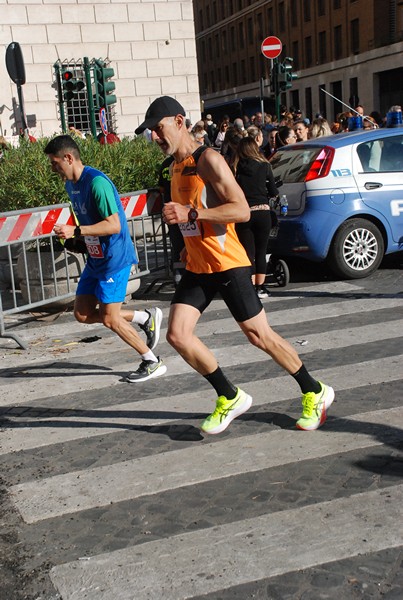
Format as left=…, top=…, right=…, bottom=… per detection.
left=84, top=57, right=98, bottom=138
left=260, top=77, right=264, bottom=119
left=274, top=59, right=281, bottom=122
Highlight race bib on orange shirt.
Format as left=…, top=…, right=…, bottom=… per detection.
left=84, top=235, right=104, bottom=258
left=178, top=220, right=201, bottom=237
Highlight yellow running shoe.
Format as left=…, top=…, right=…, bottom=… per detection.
left=296, top=382, right=335, bottom=430
left=200, top=388, right=252, bottom=435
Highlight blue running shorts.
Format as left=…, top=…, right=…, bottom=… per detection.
left=76, top=264, right=132, bottom=304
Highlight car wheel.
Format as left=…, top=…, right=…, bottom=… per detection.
left=328, top=219, right=384, bottom=279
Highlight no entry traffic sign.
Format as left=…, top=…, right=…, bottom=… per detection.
left=261, top=36, right=282, bottom=59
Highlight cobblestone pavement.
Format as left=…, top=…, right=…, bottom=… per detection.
left=0, top=254, right=402, bottom=600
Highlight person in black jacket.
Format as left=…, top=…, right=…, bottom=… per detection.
left=234, top=136, right=278, bottom=298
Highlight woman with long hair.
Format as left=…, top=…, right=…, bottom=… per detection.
left=214, top=119, right=229, bottom=149
left=234, top=136, right=279, bottom=298
left=311, top=117, right=333, bottom=138
left=246, top=125, right=264, bottom=147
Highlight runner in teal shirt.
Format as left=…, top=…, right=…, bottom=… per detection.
left=45, top=135, right=166, bottom=383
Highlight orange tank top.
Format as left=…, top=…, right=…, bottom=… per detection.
left=170, top=148, right=251, bottom=274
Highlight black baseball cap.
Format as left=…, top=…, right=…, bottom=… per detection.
left=135, top=96, right=186, bottom=134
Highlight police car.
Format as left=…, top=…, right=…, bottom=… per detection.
left=269, top=127, right=403, bottom=278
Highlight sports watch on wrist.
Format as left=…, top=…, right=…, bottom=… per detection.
left=74, top=225, right=82, bottom=237
left=188, top=208, right=199, bottom=222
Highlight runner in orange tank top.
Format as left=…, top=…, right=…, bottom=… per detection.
left=136, top=96, right=334, bottom=434
left=170, top=148, right=251, bottom=274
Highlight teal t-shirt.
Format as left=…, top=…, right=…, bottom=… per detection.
left=66, top=166, right=137, bottom=277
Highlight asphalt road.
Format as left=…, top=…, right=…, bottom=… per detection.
left=1, top=254, right=402, bottom=600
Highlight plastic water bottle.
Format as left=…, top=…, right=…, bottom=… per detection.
left=280, top=194, right=288, bottom=216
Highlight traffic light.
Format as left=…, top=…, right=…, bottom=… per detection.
left=61, top=69, right=85, bottom=102
left=94, top=59, right=116, bottom=108
left=278, top=57, right=298, bottom=92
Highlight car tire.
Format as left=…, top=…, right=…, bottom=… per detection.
left=328, top=219, right=384, bottom=279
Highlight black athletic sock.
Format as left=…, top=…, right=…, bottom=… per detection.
left=204, top=367, right=238, bottom=399
left=292, top=364, right=321, bottom=394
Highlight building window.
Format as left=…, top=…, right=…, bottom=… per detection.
left=201, top=40, right=206, bottom=62
left=231, top=26, right=236, bottom=52
left=241, top=59, right=247, bottom=84
left=250, top=56, right=256, bottom=81
left=239, top=22, right=245, bottom=50
left=279, top=2, right=285, bottom=32
left=318, top=31, right=327, bottom=63
left=349, top=77, right=359, bottom=107
left=334, top=25, right=342, bottom=60
left=206, top=6, right=210, bottom=28
left=208, top=36, right=213, bottom=60
left=331, top=80, right=343, bottom=118
left=267, top=8, right=274, bottom=35
left=292, top=40, right=299, bottom=70
left=222, top=30, right=228, bottom=54
left=248, top=17, right=254, bottom=45
left=351, top=19, right=360, bottom=54
left=291, top=0, right=297, bottom=27
left=232, top=62, right=237, bottom=86
left=256, top=13, right=263, bottom=39
left=215, top=34, right=220, bottom=58
left=291, top=90, right=300, bottom=110
left=333, top=0, right=341, bottom=8
left=304, top=0, right=311, bottom=22
left=319, top=84, right=327, bottom=117
left=318, top=0, right=326, bottom=16
left=198, top=10, right=203, bottom=30
left=225, top=66, right=229, bottom=89
left=305, top=36, right=312, bottom=67
left=213, top=1, right=218, bottom=23
left=305, top=87, right=312, bottom=121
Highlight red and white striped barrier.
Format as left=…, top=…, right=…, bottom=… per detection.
left=120, top=189, right=162, bottom=219
left=0, top=189, right=163, bottom=245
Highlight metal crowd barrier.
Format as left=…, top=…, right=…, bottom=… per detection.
left=0, top=188, right=170, bottom=350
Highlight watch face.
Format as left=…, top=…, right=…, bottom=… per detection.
left=188, top=208, right=198, bottom=221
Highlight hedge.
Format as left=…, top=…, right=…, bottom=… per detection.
left=0, top=135, right=164, bottom=213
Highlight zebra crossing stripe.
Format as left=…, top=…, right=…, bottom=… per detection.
left=0, top=281, right=361, bottom=345
left=10, top=405, right=403, bottom=523
left=1, top=354, right=402, bottom=455
left=49, top=484, right=403, bottom=600
left=207, top=318, right=403, bottom=369
left=196, top=296, right=403, bottom=335
left=1, top=301, right=402, bottom=407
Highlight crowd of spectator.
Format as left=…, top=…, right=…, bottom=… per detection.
left=186, top=103, right=402, bottom=162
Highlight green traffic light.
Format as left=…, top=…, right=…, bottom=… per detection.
left=94, top=60, right=116, bottom=107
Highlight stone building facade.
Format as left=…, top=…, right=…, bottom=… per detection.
left=0, top=0, right=200, bottom=141
left=194, top=0, right=403, bottom=122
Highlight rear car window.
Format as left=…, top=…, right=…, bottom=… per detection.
left=269, top=147, right=323, bottom=183
left=357, top=134, right=403, bottom=173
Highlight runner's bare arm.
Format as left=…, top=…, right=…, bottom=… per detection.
left=163, top=149, right=250, bottom=225
left=54, top=213, right=120, bottom=239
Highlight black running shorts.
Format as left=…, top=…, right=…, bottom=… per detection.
left=171, top=266, right=263, bottom=323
